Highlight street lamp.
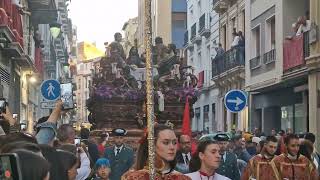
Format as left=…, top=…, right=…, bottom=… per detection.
left=50, top=23, right=62, bottom=39
left=29, top=76, right=37, bottom=84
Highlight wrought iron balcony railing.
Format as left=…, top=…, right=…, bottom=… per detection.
left=199, top=13, right=211, bottom=38
left=183, top=30, right=188, bottom=47
left=190, top=23, right=197, bottom=42
left=212, top=0, right=228, bottom=14
left=249, top=56, right=261, bottom=70
left=0, top=0, right=24, bottom=48
left=263, top=49, right=276, bottom=64
left=212, top=47, right=245, bottom=77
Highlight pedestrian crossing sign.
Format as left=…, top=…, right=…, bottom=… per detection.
left=40, top=79, right=61, bottom=103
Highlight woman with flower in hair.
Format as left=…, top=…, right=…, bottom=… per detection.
left=121, top=124, right=191, bottom=180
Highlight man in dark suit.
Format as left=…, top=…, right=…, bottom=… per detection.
left=104, top=128, right=134, bottom=180
left=216, top=133, right=241, bottom=180
left=175, top=134, right=192, bottom=173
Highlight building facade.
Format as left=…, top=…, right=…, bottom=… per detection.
left=75, top=42, right=103, bottom=123
left=245, top=0, right=309, bottom=133
left=245, top=0, right=320, bottom=149
left=185, top=0, right=220, bottom=133
left=122, top=17, right=138, bottom=56
left=307, top=0, right=320, bottom=151
left=75, top=60, right=93, bottom=123
left=138, top=0, right=187, bottom=52
left=211, top=0, right=247, bottom=132
left=0, top=0, right=74, bottom=132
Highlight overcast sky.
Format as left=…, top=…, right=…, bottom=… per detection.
left=69, top=0, right=138, bottom=50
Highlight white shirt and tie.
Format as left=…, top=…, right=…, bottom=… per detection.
left=182, top=152, right=191, bottom=166
left=114, top=145, right=124, bottom=156
left=181, top=153, right=191, bottom=167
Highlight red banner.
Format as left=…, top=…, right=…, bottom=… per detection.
left=35, top=48, right=44, bottom=75
left=283, top=34, right=304, bottom=71
left=0, top=0, right=13, bottom=28
left=11, top=4, right=23, bottom=48
left=197, top=71, right=204, bottom=88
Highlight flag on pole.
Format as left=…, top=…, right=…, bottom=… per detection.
left=181, top=97, right=197, bottom=154
left=181, top=97, right=191, bottom=136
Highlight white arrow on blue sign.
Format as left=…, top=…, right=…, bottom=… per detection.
left=40, top=79, right=61, bottom=101
left=224, top=89, right=247, bottom=113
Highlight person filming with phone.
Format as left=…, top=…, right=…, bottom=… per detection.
left=57, top=124, right=91, bottom=180
left=0, top=99, right=17, bottom=135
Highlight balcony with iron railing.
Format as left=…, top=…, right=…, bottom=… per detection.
left=0, top=0, right=24, bottom=48
left=263, top=49, right=276, bottom=65
left=283, top=31, right=309, bottom=72
left=249, top=49, right=276, bottom=71
left=190, top=23, right=201, bottom=45
left=183, top=30, right=188, bottom=47
left=190, top=23, right=197, bottom=43
left=199, top=13, right=211, bottom=38
left=212, top=47, right=245, bottom=78
left=249, top=55, right=261, bottom=70
left=184, top=30, right=194, bottom=50
left=212, top=0, right=228, bottom=14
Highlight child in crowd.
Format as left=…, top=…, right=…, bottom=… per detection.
left=91, top=158, right=111, bottom=180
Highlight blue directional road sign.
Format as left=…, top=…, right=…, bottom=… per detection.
left=40, top=79, right=61, bottom=101
left=224, top=89, right=247, bottom=113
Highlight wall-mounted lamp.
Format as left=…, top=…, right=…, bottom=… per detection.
left=50, top=23, right=62, bottom=39
left=26, top=74, right=38, bottom=84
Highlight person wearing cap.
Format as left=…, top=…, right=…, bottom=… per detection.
left=241, top=136, right=278, bottom=180
left=215, top=133, right=240, bottom=180
left=90, top=158, right=111, bottom=180
left=233, top=134, right=252, bottom=163
left=247, top=136, right=261, bottom=156
left=104, top=128, right=134, bottom=180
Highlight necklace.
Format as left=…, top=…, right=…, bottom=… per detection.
left=199, top=171, right=214, bottom=180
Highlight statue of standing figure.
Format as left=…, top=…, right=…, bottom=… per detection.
left=109, top=32, right=126, bottom=67
left=152, top=37, right=169, bottom=66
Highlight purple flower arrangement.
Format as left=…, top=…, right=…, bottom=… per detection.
left=94, top=85, right=145, bottom=101
left=93, top=85, right=197, bottom=103
left=162, top=87, right=198, bottom=102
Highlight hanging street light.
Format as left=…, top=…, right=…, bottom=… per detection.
left=49, top=23, right=62, bottom=39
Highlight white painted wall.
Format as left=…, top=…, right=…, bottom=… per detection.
left=245, top=0, right=309, bottom=89
left=187, top=0, right=220, bottom=133
left=75, top=61, right=93, bottom=122
left=245, top=0, right=281, bottom=89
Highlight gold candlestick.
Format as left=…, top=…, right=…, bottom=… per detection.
left=144, top=0, right=155, bottom=179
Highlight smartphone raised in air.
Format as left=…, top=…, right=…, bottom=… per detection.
left=60, top=83, right=74, bottom=110
left=0, top=153, right=22, bottom=180
left=74, top=137, right=81, bottom=145
left=0, top=98, right=7, bottom=114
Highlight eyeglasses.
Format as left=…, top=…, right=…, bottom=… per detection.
left=180, top=141, right=191, bottom=145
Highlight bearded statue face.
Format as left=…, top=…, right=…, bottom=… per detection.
left=115, top=33, right=122, bottom=42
